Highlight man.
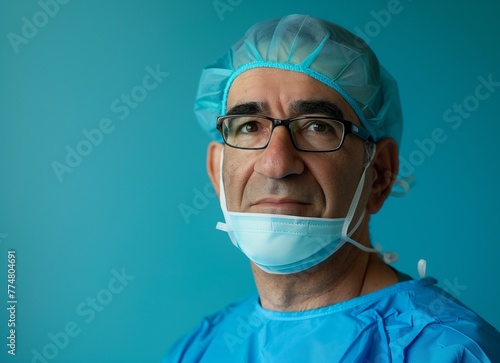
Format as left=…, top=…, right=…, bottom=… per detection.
left=165, top=14, right=500, bottom=362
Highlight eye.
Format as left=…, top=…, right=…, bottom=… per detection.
left=304, top=120, right=336, bottom=133
left=238, top=120, right=260, bottom=134
left=232, top=118, right=269, bottom=136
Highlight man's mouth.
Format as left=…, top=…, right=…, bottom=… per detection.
left=250, top=197, right=310, bottom=215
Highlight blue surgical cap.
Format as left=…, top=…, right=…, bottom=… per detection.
left=195, top=14, right=402, bottom=145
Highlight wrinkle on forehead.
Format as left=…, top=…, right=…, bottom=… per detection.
left=226, top=68, right=358, bottom=122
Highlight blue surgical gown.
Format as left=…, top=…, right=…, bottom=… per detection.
left=164, top=277, right=500, bottom=362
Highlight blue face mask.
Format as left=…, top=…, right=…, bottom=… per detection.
left=216, top=147, right=395, bottom=274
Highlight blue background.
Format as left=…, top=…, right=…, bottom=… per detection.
left=1, top=0, right=499, bottom=362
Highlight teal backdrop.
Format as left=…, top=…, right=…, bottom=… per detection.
left=1, top=1, right=499, bottom=362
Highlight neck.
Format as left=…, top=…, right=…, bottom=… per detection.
left=252, top=223, right=398, bottom=312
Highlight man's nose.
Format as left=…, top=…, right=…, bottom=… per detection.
left=254, top=125, right=304, bottom=179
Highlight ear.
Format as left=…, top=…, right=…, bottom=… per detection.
left=367, top=138, right=399, bottom=214
left=207, top=142, right=224, bottom=199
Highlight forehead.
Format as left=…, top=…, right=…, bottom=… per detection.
left=226, top=68, right=357, bottom=121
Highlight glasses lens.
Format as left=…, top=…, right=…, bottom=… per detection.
left=290, top=118, right=345, bottom=151
left=222, top=116, right=272, bottom=149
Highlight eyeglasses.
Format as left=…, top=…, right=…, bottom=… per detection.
left=216, top=115, right=373, bottom=152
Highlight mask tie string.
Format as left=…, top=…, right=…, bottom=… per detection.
left=215, top=149, right=236, bottom=241
left=390, top=176, right=416, bottom=197
left=341, top=144, right=376, bottom=251
left=341, top=144, right=398, bottom=264
left=418, top=259, right=427, bottom=278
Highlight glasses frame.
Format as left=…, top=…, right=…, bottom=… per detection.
left=216, top=114, right=373, bottom=152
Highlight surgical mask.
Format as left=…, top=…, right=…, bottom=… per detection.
left=216, top=146, right=396, bottom=274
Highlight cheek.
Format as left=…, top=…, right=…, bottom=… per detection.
left=311, top=152, right=365, bottom=213
left=320, top=158, right=352, bottom=193
left=222, top=150, right=256, bottom=206
left=313, top=152, right=359, bottom=182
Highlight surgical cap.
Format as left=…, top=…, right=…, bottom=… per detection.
left=194, top=14, right=403, bottom=145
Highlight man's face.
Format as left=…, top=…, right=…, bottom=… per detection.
left=221, top=68, right=370, bottom=219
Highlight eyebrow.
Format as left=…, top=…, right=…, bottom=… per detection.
left=226, top=102, right=269, bottom=115
left=225, top=100, right=344, bottom=119
left=290, top=100, right=344, bottom=119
